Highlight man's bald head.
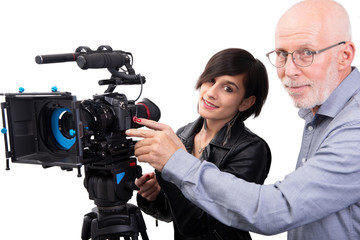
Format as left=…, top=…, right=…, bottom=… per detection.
left=276, top=0, right=352, bottom=45
left=272, top=0, right=355, bottom=112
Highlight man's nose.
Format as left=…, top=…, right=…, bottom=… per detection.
left=284, top=54, right=301, bottom=76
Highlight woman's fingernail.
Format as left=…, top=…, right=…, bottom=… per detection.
left=137, top=118, right=142, bottom=123
left=133, top=116, right=138, bottom=123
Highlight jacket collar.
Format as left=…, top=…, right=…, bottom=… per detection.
left=178, top=116, right=245, bottom=150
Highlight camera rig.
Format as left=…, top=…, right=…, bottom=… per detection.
left=1, top=45, right=160, bottom=240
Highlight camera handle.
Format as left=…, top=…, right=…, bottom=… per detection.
left=99, top=68, right=146, bottom=94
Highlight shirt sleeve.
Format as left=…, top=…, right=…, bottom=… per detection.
left=162, top=124, right=360, bottom=236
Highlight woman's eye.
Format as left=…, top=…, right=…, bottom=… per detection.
left=224, top=86, right=233, bottom=92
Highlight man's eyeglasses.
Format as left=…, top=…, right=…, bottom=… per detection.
left=266, top=41, right=346, bottom=68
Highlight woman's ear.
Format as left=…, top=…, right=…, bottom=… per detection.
left=238, top=96, right=256, bottom=112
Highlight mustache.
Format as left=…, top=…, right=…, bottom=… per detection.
left=281, top=77, right=312, bottom=87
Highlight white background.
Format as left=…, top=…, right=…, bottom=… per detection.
left=0, top=0, right=359, bottom=239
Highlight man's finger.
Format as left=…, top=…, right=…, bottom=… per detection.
left=134, top=144, right=154, bottom=158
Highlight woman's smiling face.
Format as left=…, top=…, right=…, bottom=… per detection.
left=198, top=74, right=253, bottom=125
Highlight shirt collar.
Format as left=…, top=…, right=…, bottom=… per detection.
left=299, top=67, right=360, bottom=120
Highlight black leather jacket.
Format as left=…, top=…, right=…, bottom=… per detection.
left=137, top=116, right=271, bottom=240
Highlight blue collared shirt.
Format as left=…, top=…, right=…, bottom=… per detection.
left=163, top=67, right=360, bottom=240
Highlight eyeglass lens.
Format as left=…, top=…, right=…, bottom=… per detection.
left=269, top=50, right=313, bottom=68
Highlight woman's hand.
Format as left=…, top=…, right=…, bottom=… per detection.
left=135, top=172, right=161, bottom=201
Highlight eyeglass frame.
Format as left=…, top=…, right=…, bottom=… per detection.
left=266, top=41, right=346, bottom=68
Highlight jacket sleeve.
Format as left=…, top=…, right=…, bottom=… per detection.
left=158, top=137, right=271, bottom=237
left=136, top=184, right=173, bottom=223
left=156, top=171, right=217, bottom=237
left=218, top=137, right=271, bottom=184
left=135, top=127, right=189, bottom=223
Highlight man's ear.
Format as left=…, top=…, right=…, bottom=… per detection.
left=239, top=96, right=256, bottom=112
left=338, top=41, right=355, bottom=70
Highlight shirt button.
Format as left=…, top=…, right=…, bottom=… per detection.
left=308, top=126, right=314, bottom=131
left=302, top=158, right=307, bottom=163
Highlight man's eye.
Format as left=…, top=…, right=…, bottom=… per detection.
left=302, top=49, right=313, bottom=56
left=278, top=51, right=288, bottom=58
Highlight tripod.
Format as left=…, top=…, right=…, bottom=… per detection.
left=80, top=157, right=149, bottom=240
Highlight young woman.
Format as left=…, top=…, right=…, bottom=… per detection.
left=135, top=48, right=271, bottom=240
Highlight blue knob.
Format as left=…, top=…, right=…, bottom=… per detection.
left=51, top=86, right=58, bottom=92
left=69, top=129, right=76, bottom=136
left=1, top=128, right=7, bottom=134
left=19, top=87, right=25, bottom=93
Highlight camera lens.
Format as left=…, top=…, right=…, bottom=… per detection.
left=59, top=111, right=74, bottom=139
left=51, top=108, right=76, bottom=150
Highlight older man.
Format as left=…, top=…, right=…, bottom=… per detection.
left=126, top=0, right=360, bottom=239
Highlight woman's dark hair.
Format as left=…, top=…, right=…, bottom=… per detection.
left=195, top=48, right=269, bottom=121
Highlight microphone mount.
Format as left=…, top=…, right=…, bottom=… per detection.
left=35, top=45, right=146, bottom=93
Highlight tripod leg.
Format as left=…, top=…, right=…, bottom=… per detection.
left=140, top=232, right=149, bottom=240
left=81, top=212, right=97, bottom=240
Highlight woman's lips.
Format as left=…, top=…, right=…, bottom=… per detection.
left=202, top=98, right=218, bottom=110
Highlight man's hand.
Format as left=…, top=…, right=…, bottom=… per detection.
left=135, top=172, right=160, bottom=201
left=126, top=118, right=185, bottom=171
